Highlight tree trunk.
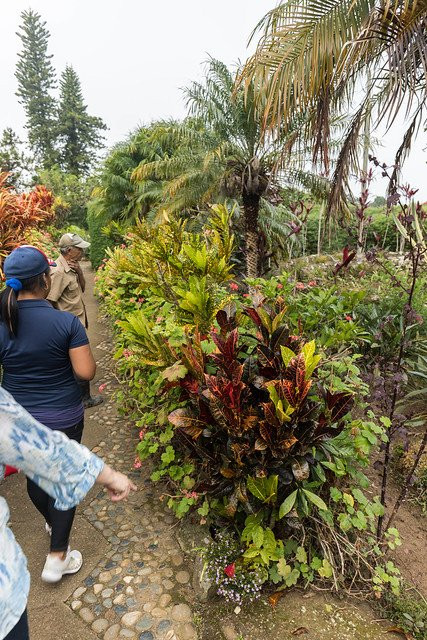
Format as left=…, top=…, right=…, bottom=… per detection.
left=357, top=70, right=372, bottom=260
left=317, top=201, right=325, bottom=256
left=243, top=192, right=261, bottom=279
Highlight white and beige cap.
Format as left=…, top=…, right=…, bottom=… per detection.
left=59, top=232, right=90, bottom=250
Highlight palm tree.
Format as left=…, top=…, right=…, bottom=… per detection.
left=91, top=123, right=179, bottom=224
left=133, top=59, right=321, bottom=277
left=240, top=0, right=427, bottom=216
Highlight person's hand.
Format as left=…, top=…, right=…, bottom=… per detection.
left=68, top=259, right=82, bottom=274
left=96, top=466, right=137, bottom=501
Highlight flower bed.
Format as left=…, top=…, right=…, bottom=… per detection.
left=95, top=204, right=423, bottom=603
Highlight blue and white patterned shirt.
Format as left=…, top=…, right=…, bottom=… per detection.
left=0, top=387, right=104, bottom=639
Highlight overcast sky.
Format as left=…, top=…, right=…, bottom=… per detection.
left=1, top=0, right=426, bottom=198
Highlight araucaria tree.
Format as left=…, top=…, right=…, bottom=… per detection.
left=15, top=9, right=58, bottom=168
left=57, top=65, right=107, bottom=176
left=0, top=128, right=28, bottom=189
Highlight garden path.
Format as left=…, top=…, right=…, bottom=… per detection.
left=4, top=262, right=198, bottom=640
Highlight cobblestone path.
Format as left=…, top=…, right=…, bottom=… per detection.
left=67, top=328, right=198, bottom=640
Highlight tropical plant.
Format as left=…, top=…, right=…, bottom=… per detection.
left=136, top=295, right=399, bottom=595
left=38, top=166, right=93, bottom=228
left=133, top=58, right=326, bottom=277
left=240, top=0, right=427, bottom=215
left=0, top=172, right=54, bottom=265
left=90, top=122, right=181, bottom=226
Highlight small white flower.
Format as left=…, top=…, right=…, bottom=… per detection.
left=234, top=606, right=241, bottom=615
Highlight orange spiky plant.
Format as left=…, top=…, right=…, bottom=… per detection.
left=0, top=172, right=54, bottom=272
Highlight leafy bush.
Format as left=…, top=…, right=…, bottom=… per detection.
left=134, top=295, right=399, bottom=596
left=38, top=166, right=91, bottom=228
left=96, top=204, right=408, bottom=601
left=0, top=172, right=54, bottom=267
left=87, top=201, right=112, bottom=268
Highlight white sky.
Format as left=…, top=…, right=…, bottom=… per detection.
left=1, top=0, right=426, bottom=199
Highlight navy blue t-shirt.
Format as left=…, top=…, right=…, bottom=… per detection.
left=0, top=300, right=89, bottom=419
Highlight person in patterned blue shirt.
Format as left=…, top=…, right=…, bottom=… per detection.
left=0, top=387, right=136, bottom=640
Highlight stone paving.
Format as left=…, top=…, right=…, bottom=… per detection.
left=68, top=333, right=198, bottom=640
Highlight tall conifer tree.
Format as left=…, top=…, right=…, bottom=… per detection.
left=57, top=65, right=106, bottom=175
left=0, top=128, right=27, bottom=188
left=15, top=10, right=58, bottom=168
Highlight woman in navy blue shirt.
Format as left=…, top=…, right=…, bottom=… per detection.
left=0, top=246, right=97, bottom=584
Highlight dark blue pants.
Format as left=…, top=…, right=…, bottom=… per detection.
left=5, top=609, right=29, bottom=640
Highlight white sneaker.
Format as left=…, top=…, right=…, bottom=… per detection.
left=41, top=549, right=83, bottom=583
left=45, top=522, right=52, bottom=536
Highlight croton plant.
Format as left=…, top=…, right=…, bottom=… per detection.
left=167, top=296, right=354, bottom=524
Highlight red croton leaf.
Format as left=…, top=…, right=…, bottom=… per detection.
left=245, top=307, right=263, bottom=327
left=168, top=408, right=204, bottom=439
left=281, top=379, right=298, bottom=407
left=205, top=375, right=245, bottom=411
left=224, top=563, right=236, bottom=578
left=211, top=328, right=239, bottom=362
left=262, top=401, right=281, bottom=428
left=326, top=391, right=354, bottom=422
left=259, top=421, right=274, bottom=447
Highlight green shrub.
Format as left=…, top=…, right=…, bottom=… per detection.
left=87, top=202, right=112, bottom=268
left=305, top=207, right=399, bottom=255
left=95, top=204, right=411, bottom=603
left=380, top=587, right=427, bottom=640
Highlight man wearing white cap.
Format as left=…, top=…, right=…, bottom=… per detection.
left=48, top=233, right=103, bottom=408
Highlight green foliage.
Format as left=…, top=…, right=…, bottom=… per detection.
left=304, top=206, right=399, bottom=255
left=380, top=586, right=427, bottom=640
left=89, top=122, right=176, bottom=225
left=38, top=166, right=92, bottom=228
left=15, top=9, right=58, bottom=168
left=96, top=205, right=416, bottom=602
left=0, top=128, right=30, bottom=189
left=56, top=65, right=106, bottom=176
left=97, top=203, right=234, bottom=332
left=87, top=201, right=112, bottom=268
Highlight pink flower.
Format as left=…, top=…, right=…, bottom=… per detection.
left=98, top=383, right=107, bottom=393
left=139, top=429, right=146, bottom=440
left=277, top=283, right=284, bottom=290
left=138, top=297, right=145, bottom=303
left=295, top=282, right=306, bottom=290
left=133, top=458, right=142, bottom=469
left=243, top=293, right=249, bottom=298
left=156, top=316, right=164, bottom=324
left=120, top=243, right=126, bottom=249
left=123, top=349, right=132, bottom=359
left=224, top=563, right=236, bottom=578
left=183, top=490, right=198, bottom=499
left=229, top=282, right=239, bottom=291
left=115, top=299, right=121, bottom=305
left=129, top=297, right=136, bottom=303
left=345, top=315, right=352, bottom=322
left=308, top=280, right=317, bottom=287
